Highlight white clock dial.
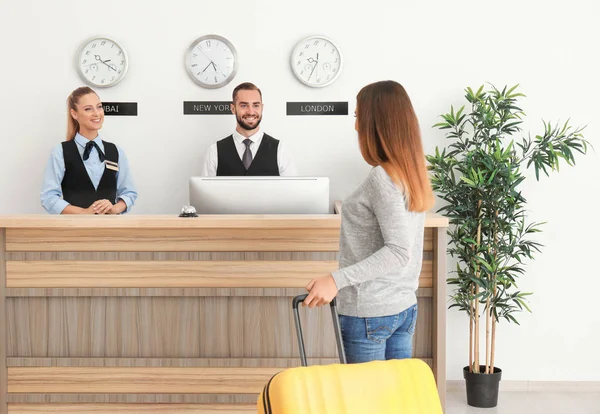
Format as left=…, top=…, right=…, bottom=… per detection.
left=76, top=36, right=128, bottom=88
left=186, top=35, right=238, bottom=89
left=291, top=36, right=342, bottom=87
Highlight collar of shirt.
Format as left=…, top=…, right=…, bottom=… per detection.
left=74, top=132, right=105, bottom=153
left=232, top=129, right=263, bottom=147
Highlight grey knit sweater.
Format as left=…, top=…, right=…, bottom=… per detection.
left=332, top=166, right=425, bottom=317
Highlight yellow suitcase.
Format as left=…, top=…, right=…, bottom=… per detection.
left=257, top=295, right=443, bottom=413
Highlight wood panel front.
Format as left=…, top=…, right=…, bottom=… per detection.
left=6, top=358, right=342, bottom=368
left=5, top=358, right=433, bottom=404
left=8, top=367, right=280, bottom=394
left=5, top=260, right=433, bottom=289
left=5, top=227, right=433, bottom=253
left=8, top=404, right=257, bottom=414
left=0, top=215, right=448, bottom=411
left=5, top=297, right=433, bottom=358
left=6, top=297, right=338, bottom=358
left=5, top=260, right=339, bottom=288
left=5, top=228, right=341, bottom=252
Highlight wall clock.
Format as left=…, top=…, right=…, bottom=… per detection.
left=185, top=34, right=238, bottom=89
left=76, top=36, right=129, bottom=87
left=291, top=35, right=342, bottom=87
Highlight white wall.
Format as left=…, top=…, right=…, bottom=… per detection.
left=1, top=0, right=598, bottom=381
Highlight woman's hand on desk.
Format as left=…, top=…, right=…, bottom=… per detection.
left=61, top=205, right=95, bottom=214
left=91, top=199, right=114, bottom=214
left=90, top=199, right=126, bottom=214
left=109, top=199, right=127, bottom=214
left=61, top=200, right=125, bottom=215
left=304, top=275, right=338, bottom=308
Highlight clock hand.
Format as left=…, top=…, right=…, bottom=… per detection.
left=84, top=59, right=111, bottom=67
left=197, top=48, right=216, bottom=66
left=307, top=62, right=317, bottom=81
left=94, top=55, right=117, bottom=72
left=200, top=61, right=213, bottom=74
left=307, top=53, right=319, bottom=81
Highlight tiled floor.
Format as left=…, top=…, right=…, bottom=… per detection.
left=447, top=391, right=600, bottom=414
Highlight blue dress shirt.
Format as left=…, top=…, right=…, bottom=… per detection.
left=40, top=133, right=138, bottom=214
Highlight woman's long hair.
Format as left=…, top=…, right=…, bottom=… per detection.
left=356, top=80, right=434, bottom=212
left=66, top=86, right=97, bottom=141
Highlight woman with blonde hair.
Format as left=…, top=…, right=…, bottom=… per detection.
left=304, top=80, right=434, bottom=362
left=40, top=86, right=137, bottom=214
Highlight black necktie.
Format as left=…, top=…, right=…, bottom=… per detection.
left=83, top=140, right=105, bottom=162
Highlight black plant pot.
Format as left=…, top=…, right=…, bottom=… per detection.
left=463, top=365, right=502, bottom=408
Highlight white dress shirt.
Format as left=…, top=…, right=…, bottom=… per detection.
left=201, top=129, right=297, bottom=176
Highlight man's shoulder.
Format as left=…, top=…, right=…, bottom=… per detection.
left=217, top=134, right=234, bottom=144
left=262, top=133, right=279, bottom=143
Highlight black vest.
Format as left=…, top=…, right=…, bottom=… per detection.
left=216, top=134, right=280, bottom=176
left=61, top=139, right=119, bottom=208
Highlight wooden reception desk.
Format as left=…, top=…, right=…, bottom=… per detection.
left=0, top=211, right=448, bottom=413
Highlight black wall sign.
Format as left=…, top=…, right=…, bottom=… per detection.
left=184, top=101, right=233, bottom=115
left=102, top=102, right=138, bottom=116
left=287, top=101, right=348, bottom=116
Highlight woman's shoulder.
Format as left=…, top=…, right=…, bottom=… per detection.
left=51, top=141, right=67, bottom=156
left=364, top=165, right=407, bottom=202
left=368, top=165, right=401, bottom=189
left=100, top=137, right=116, bottom=147
left=100, top=138, right=124, bottom=154
left=369, top=165, right=388, bottom=179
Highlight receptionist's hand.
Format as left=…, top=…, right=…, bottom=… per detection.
left=91, top=199, right=114, bottom=215
left=304, top=275, right=338, bottom=308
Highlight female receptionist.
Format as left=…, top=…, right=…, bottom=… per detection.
left=40, top=86, right=137, bottom=214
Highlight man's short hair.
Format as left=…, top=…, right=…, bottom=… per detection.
left=232, top=82, right=262, bottom=103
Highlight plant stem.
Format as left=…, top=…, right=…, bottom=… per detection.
left=491, top=285, right=497, bottom=373
left=474, top=199, right=483, bottom=373
left=489, top=209, right=499, bottom=374
left=469, top=284, right=474, bottom=373
left=485, top=295, right=491, bottom=374
left=474, top=285, right=480, bottom=373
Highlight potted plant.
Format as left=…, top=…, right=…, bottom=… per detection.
left=427, top=84, right=590, bottom=407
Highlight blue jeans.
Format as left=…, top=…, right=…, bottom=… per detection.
left=339, top=304, right=417, bottom=363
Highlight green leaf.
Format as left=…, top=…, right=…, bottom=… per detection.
left=506, top=84, right=520, bottom=97
left=476, top=85, right=484, bottom=97
left=476, top=257, right=494, bottom=273
left=515, top=298, right=532, bottom=313
left=461, top=177, right=476, bottom=186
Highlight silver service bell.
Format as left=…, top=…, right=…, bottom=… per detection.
left=179, top=205, right=198, bottom=217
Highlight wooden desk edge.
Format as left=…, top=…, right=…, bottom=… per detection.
left=0, top=211, right=448, bottom=228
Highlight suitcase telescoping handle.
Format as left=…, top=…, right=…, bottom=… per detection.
left=292, top=294, right=347, bottom=366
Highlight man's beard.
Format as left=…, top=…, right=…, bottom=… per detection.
left=236, top=114, right=262, bottom=131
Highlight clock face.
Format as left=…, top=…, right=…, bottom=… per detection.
left=76, top=37, right=128, bottom=88
left=291, top=36, right=342, bottom=87
left=185, top=35, right=238, bottom=89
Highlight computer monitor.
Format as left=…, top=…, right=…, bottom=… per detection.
left=189, top=177, right=330, bottom=214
